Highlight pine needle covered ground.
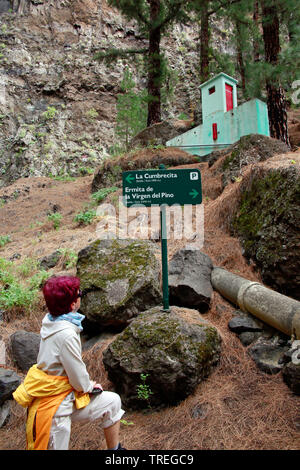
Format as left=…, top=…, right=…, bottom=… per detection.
left=0, top=150, right=299, bottom=450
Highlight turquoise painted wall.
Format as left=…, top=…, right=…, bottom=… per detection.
left=166, top=98, right=270, bottom=157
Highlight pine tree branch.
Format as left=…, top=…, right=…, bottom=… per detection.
left=208, top=0, right=243, bottom=17
left=93, top=48, right=148, bottom=63
left=108, top=0, right=150, bottom=27
left=158, top=1, right=190, bottom=30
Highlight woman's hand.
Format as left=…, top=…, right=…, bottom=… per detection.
left=93, top=383, right=103, bottom=391
left=90, top=381, right=103, bottom=391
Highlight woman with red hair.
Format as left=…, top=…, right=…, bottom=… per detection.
left=14, top=275, right=125, bottom=450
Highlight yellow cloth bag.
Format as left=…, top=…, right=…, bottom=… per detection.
left=13, top=364, right=90, bottom=450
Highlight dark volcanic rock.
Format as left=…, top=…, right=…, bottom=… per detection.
left=219, top=134, right=289, bottom=188
left=0, top=401, right=11, bottom=428
left=168, top=249, right=213, bottom=313
left=0, top=369, right=21, bottom=406
left=39, top=250, right=61, bottom=270
left=228, top=316, right=263, bottom=334
left=129, top=119, right=194, bottom=148
left=10, top=330, right=40, bottom=372
left=282, top=362, right=300, bottom=395
left=232, top=164, right=300, bottom=300
left=102, top=306, right=221, bottom=410
left=248, top=338, right=289, bottom=375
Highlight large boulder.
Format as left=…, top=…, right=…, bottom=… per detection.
left=168, top=249, right=213, bottom=313
left=129, top=119, right=194, bottom=149
left=102, top=306, right=221, bottom=410
left=211, top=134, right=290, bottom=188
left=91, top=147, right=198, bottom=192
left=77, top=239, right=162, bottom=328
left=231, top=162, right=300, bottom=300
left=10, top=330, right=40, bottom=372
left=0, top=369, right=21, bottom=406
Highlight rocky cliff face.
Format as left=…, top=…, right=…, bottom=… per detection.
left=0, top=1, right=234, bottom=186
left=0, top=1, right=127, bottom=185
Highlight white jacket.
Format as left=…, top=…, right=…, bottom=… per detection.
left=37, top=314, right=94, bottom=393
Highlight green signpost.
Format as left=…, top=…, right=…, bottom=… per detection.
left=122, top=167, right=202, bottom=207
left=122, top=165, right=202, bottom=311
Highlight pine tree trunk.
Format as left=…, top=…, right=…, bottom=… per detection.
left=265, top=83, right=290, bottom=144
left=236, top=20, right=246, bottom=94
left=200, top=1, right=210, bottom=83
left=147, top=0, right=162, bottom=126
left=261, top=0, right=290, bottom=146
left=253, top=0, right=260, bottom=62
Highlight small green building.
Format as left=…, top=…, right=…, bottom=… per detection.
left=166, top=72, right=270, bottom=158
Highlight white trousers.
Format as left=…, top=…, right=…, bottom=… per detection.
left=48, top=391, right=125, bottom=450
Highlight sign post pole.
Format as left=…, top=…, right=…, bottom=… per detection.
left=160, top=203, right=169, bottom=311
left=159, top=165, right=170, bottom=311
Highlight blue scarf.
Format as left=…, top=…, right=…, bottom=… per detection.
left=48, top=311, right=85, bottom=332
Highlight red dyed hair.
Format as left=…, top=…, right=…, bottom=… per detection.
left=43, top=276, right=80, bottom=316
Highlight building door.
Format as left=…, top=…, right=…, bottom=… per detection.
left=225, top=83, right=233, bottom=111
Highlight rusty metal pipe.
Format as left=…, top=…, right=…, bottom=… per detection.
left=211, top=267, right=300, bottom=339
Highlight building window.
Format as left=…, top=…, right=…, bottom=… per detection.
left=209, top=86, right=215, bottom=95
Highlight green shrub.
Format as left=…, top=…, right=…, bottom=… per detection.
left=86, top=108, right=99, bottom=120
left=0, top=257, right=50, bottom=317
left=74, top=210, right=96, bottom=226
left=136, top=373, right=153, bottom=408
left=177, top=113, right=190, bottom=120
left=28, top=270, right=51, bottom=290
left=52, top=175, right=76, bottom=182
left=0, top=258, right=14, bottom=284
left=42, top=106, right=58, bottom=120
left=48, top=213, right=63, bottom=230
left=0, top=282, right=38, bottom=311
left=58, top=248, right=78, bottom=269
left=0, top=235, right=11, bottom=247
left=79, top=167, right=94, bottom=176
left=91, top=186, right=118, bottom=204
left=17, top=257, right=39, bottom=277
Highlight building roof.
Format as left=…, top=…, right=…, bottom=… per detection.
left=199, top=72, right=238, bottom=89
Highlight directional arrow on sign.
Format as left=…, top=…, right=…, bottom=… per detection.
left=125, top=174, right=135, bottom=184
left=189, top=189, right=199, bottom=199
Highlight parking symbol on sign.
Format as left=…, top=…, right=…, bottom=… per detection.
left=190, top=172, right=199, bottom=181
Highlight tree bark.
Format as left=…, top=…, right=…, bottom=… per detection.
left=235, top=20, right=246, bottom=94
left=147, top=0, right=162, bottom=126
left=265, top=83, right=290, bottom=145
left=253, top=0, right=260, bottom=62
left=261, top=0, right=290, bottom=146
left=200, top=0, right=211, bottom=83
